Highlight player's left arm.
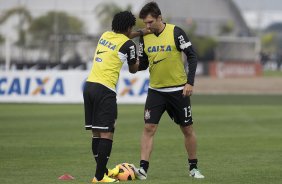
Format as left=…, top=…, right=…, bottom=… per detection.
left=119, top=40, right=139, bottom=73
left=174, top=26, right=198, bottom=96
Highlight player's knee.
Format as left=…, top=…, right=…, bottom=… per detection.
left=144, top=123, right=157, bottom=135
left=92, top=131, right=100, bottom=137
left=100, top=132, right=114, bottom=140
left=181, top=125, right=194, bottom=137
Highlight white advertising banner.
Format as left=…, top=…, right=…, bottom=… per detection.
left=0, top=70, right=149, bottom=104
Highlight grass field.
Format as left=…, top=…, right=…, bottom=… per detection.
left=0, top=95, right=282, bottom=184
left=263, top=70, right=282, bottom=77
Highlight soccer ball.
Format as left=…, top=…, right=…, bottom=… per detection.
left=116, top=163, right=136, bottom=181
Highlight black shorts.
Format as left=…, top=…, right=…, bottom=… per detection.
left=144, top=88, right=193, bottom=126
left=83, top=82, right=117, bottom=132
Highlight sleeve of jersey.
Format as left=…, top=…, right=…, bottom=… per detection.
left=118, top=40, right=137, bottom=65
left=174, top=26, right=198, bottom=86
left=138, top=36, right=149, bottom=71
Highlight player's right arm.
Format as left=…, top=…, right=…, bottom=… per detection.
left=138, top=36, right=149, bottom=71
left=128, top=28, right=151, bottom=39
left=119, top=40, right=139, bottom=73
left=173, top=26, right=198, bottom=96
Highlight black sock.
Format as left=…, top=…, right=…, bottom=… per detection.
left=188, top=159, right=198, bottom=171
left=92, top=137, right=100, bottom=162
left=140, top=160, right=149, bottom=173
left=95, top=138, right=113, bottom=180
left=92, top=137, right=108, bottom=175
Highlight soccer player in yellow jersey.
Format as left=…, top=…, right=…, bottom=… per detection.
left=83, top=11, right=145, bottom=183
left=132, top=2, right=204, bottom=179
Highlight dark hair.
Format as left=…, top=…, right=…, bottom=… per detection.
left=139, top=1, right=161, bottom=19
left=112, top=11, right=136, bottom=33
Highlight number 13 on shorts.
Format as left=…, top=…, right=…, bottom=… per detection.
left=183, top=106, right=192, bottom=118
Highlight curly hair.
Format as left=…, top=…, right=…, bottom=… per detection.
left=112, top=11, right=136, bottom=33
left=139, top=1, right=161, bottom=19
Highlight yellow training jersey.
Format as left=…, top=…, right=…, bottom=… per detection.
left=87, top=31, right=131, bottom=91
left=142, top=24, right=187, bottom=88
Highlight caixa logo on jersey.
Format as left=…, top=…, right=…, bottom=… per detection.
left=0, top=77, right=64, bottom=96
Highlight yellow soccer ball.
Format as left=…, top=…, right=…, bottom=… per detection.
left=116, top=163, right=136, bottom=181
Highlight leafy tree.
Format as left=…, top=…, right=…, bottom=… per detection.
left=135, top=18, right=146, bottom=30
left=193, top=36, right=217, bottom=60
left=265, top=23, right=282, bottom=32
left=94, top=2, right=132, bottom=31
left=28, top=11, right=85, bottom=62
left=0, top=34, right=4, bottom=44
left=261, top=33, right=276, bottom=53
left=0, top=6, right=32, bottom=46
left=219, top=20, right=234, bottom=36
left=185, top=23, right=217, bottom=61
left=262, top=23, right=282, bottom=53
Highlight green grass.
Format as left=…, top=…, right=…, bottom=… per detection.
left=0, top=95, right=282, bottom=184
left=263, top=70, right=282, bottom=77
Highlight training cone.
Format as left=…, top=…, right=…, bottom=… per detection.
left=58, top=173, right=75, bottom=180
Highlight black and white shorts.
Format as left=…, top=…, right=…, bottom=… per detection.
left=144, top=88, right=193, bottom=126
left=83, top=82, right=117, bottom=132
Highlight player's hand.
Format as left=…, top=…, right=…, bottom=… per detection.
left=140, top=28, right=151, bottom=35
left=182, top=83, right=193, bottom=97
left=129, top=58, right=139, bottom=74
